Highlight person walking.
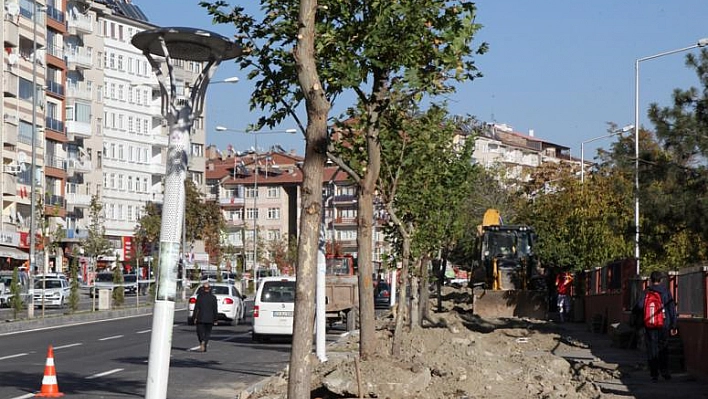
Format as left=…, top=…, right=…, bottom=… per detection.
left=633, top=271, right=678, bottom=382
left=193, top=281, right=218, bottom=352
left=555, top=268, right=573, bottom=323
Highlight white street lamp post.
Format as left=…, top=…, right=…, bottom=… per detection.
left=580, top=124, right=634, bottom=184
left=132, top=27, right=240, bottom=399
left=214, top=126, right=296, bottom=288
left=633, top=38, right=708, bottom=276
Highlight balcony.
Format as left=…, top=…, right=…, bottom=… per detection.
left=146, top=162, right=165, bottom=176
left=65, top=192, right=91, bottom=207
left=67, top=12, right=93, bottom=34
left=46, top=5, right=65, bottom=24
left=45, top=117, right=65, bottom=134
left=65, top=46, right=92, bottom=69
left=151, top=133, right=168, bottom=147
left=3, top=116, right=19, bottom=145
left=66, top=228, right=89, bottom=240
left=334, top=217, right=357, bottom=226
left=45, top=155, right=66, bottom=171
left=66, top=158, right=91, bottom=174
left=3, top=71, right=18, bottom=97
left=66, top=84, right=92, bottom=101
left=45, top=80, right=65, bottom=97
left=3, top=18, right=19, bottom=47
left=45, top=193, right=66, bottom=208
left=2, top=173, right=17, bottom=196
left=66, top=120, right=91, bottom=138
left=333, top=194, right=357, bottom=205
left=219, top=196, right=246, bottom=206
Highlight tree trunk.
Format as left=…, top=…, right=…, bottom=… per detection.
left=410, top=273, right=419, bottom=328
left=392, top=229, right=411, bottom=358
left=357, top=189, right=376, bottom=359
left=289, top=1, right=331, bottom=398
left=419, top=256, right=431, bottom=326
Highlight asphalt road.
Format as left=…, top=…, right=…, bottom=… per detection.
left=0, top=304, right=344, bottom=399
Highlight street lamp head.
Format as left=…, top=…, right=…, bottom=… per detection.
left=698, top=38, right=708, bottom=47
left=285, top=129, right=297, bottom=134
left=215, top=126, right=228, bottom=131
left=619, top=124, right=635, bottom=133
left=222, top=76, right=240, bottom=83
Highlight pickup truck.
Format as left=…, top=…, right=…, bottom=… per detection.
left=325, top=255, right=359, bottom=331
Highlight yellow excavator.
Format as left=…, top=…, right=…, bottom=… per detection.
left=470, top=209, right=548, bottom=319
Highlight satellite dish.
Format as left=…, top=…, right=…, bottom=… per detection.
left=17, top=152, right=27, bottom=164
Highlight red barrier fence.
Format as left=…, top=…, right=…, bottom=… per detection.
left=578, top=260, right=708, bottom=380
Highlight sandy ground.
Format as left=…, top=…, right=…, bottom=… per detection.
left=246, top=286, right=629, bottom=399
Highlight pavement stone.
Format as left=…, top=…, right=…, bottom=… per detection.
left=555, top=321, right=708, bottom=399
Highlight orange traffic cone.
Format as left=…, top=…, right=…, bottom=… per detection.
left=36, top=345, right=64, bottom=397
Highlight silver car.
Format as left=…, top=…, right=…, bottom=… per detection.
left=33, top=278, right=71, bottom=308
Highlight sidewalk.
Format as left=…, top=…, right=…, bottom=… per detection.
left=554, top=322, right=708, bottom=399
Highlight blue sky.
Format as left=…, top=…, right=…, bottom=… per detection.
left=135, top=1, right=708, bottom=159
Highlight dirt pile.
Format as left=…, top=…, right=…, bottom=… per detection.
left=247, top=286, right=624, bottom=399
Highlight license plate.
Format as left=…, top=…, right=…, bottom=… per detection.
left=272, top=311, right=293, bottom=317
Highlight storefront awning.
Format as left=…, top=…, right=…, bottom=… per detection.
left=0, top=246, right=28, bottom=261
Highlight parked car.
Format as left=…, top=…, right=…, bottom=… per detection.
left=187, top=283, right=245, bottom=326
left=374, top=281, right=392, bottom=309
left=0, top=270, right=30, bottom=307
left=33, top=278, right=71, bottom=308
left=252, top=276, right=296, bottom=342
left=90, top=272, right=138, bottom=297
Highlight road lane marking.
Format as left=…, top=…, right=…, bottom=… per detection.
left=54, top=343, right=82, bottom=350
left=136, top=329, right=151, bottom=334
left=86, top=368, right=124, bottom=379
left=9, top=393, right=35, bottom=399
left=98, top=335, right=124, bottom=341
left=0, top=353, right=28, bottom=361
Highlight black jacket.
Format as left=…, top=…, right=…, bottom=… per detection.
left=634, top=283, right=677, bottom=330
left=194, top=291, right=218, bottom=324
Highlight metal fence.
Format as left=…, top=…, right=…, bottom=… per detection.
left=677, top=266, right=708, bottom=318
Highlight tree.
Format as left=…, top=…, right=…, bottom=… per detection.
left=200, top=0, right=486, bottom=394
left=377, top=104, right=477, bottom=355
left=82, top=195, right=113, bottom=311
left=67, top=254, right=81, bottom=313
left=112, top=266, right=125, bottom=306
left=9, top=267, right=24, bottom=319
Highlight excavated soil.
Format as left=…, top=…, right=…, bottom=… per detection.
left=246, top=286, right=627, bottom=399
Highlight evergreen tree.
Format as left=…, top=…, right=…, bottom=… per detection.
left=67, top=255, right=81, bottom=312
left=9, top=267, right=24, bottom=319
left=112, top=266, right=125, bottom=306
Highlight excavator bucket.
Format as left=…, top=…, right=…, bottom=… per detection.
left=472, top=287, right=548, bottom=319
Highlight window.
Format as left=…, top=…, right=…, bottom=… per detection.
left=118, top=84, right=124, bottom=100
left=267, top=208, right=280, bottom=220
left=118, top=115, right=124, bottom=130
left=110, top=83, right=115, bottom=99
left=127, top=57, right=133, bottom=74
left=128, top=86, right=133, bottom=103
left=143, top=90, right=148, bottom=106
left=143, top=119, right=148, bottom=134
left=128, top=176, right=133, bottom=191
left=118, top=145, right=124, bottom=160
left=109, top=53, right=115, bottom=69
left=267, top=187, right=280, bottom=198
left=74, top=103, right=90, bottom=123
left=267, top=230, right=281, bottom=241
left=109, top=173, right=115, bottom=189
left=97, top=85, right=103, bottom=102
left=128, top=116, right=133, bottom=133
left=142, top=178, right=148, bottom=192
left=246, top=186, right=258, bottom=198
left=118, top=55, right=123, bottom=71
left=110, top=143, right=116, bottom=158
left=246, top=208, right=259, bottom=220
left=118, top=174, right=123, bottom=190
left=127, top=205, right=133, bottom=221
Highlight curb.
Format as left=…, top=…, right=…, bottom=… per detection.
left=0, top=305, right=155, bottom=335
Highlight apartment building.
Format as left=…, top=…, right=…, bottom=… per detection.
left=205, top=146, right=389, bottom=276
left=3, top=0, right=208, bottom=272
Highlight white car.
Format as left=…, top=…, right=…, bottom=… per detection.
left=252, top=276, right=296, bottom=342
left=33, top=278, right=71, bottom=308
left=187, top=283, right=245, bottom=326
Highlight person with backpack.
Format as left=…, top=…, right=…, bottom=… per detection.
left=634, top=271, right=678, bottom=382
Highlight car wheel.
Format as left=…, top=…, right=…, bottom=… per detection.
left=252, top=332, right=262, bottom=342
left=187, top=316, right=194, bottom=326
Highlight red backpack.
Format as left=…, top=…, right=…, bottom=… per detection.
left=643, top=289, right=665, bottom=329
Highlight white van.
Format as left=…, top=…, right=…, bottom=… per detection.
left=252, top=276, right=296, bottom=341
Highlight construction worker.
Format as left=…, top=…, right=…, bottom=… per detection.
left=555, top=268, right=573, bottom=323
